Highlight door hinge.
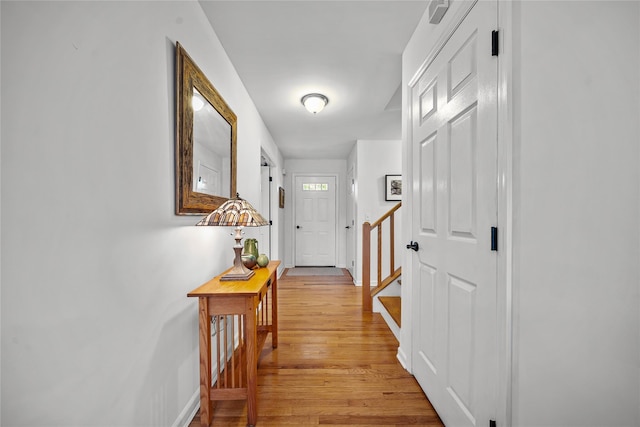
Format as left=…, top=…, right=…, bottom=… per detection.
left=269, top=220, right=273, bottom=226
left=490, top=420, right=497, bottom=427
left=491, top=30, right=499, bottom=56
left=269, top=176, right=273, bottom=182
left=491, top=227, right=498, bottom=251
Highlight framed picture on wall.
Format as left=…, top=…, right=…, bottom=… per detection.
left=279, top=187, right=285, bottom=208
left=385, top=174, right=402, bottom=201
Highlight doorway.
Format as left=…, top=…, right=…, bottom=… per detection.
left=260, top=159, right=272, bottom=258
left=346, top=166, right=356, bottom=277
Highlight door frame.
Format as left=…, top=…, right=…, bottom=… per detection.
left=399, top=1, right=514, bottom=425
left=495, top=2, right=514, bottom=425
left=291, top=173, right=340, bottom=267
left=260, top=160, right=273, bottom=258
left=346, top=165, right=357, bottom=278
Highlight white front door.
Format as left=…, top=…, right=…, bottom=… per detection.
left=294, top=176, right=337, bottom=266
left=409, top=1, right=498, bottom=426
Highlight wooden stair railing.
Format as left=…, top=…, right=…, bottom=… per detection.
left=362, top=202, right=401, bottom=312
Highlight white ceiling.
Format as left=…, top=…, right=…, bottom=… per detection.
left=199, top=1, right=428, bottom=159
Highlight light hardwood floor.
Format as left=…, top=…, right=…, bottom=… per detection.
left=188, top=268, right=443, bottom=427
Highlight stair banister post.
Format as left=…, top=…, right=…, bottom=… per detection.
left=390, top=212, right=395, bottom=275
left=377, top=225, right=382, bottom=288
left=362, top=221, right=372, bottom=312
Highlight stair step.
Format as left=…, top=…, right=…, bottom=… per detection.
left=378, top=296, right=401, bottom=327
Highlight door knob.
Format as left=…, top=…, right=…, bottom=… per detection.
left=296, top=225, right=301, bottom=229
left=345, top=226, right=351, bottom=229
left=406, top=241, right=419, bottom=251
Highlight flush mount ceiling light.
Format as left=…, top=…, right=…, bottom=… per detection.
left=192, top=90, right=205, bottom=112
left=301, top=93, right=329, bottom=114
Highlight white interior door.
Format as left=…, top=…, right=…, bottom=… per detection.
left=294, top=176, right=337, bottom=266
left=409, top=1, right=498, bottom=426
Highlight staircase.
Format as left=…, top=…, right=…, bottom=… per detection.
left=379, top=284, right=401, bottom=327
left=362, top=202, right=402, bottom=338
left=375, top=288, right=401, bottom=340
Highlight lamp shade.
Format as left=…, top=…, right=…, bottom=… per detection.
left=301, top=93, right=329, bottom=114
left=196, top=194, right=268, bottom=227
left=196, top=194, right=268, bottom=281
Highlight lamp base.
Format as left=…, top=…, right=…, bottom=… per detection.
left=220, top=270, right=255, bottom=281
left=220, top=240, right=255, bottom=281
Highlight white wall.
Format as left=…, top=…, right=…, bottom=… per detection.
left=511, top=1, right=639, bottom=425
left=283, top=158, right=347, bottom=268
left=0, top=2, right=282, bottom=426
left=347, top=140, right=402, bottom=286
left=0, top=1, right=3, bottom=419
left=402, top=0, right=640, bottom=425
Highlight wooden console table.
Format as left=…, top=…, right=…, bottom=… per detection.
left=187, top=260, right=280, bottom=427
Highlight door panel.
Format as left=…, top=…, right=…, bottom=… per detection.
left=420, top=134, right=437, bottom=234
left=418, top=263, right=438, bottom=373
left=447, top=273, right=477, bottom=420
left=410, top=1, right=497, bottom=426
left=449, top=105, right=477, bottom=239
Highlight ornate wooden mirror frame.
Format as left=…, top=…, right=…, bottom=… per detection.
left=175, top=42, right=237, bottom=215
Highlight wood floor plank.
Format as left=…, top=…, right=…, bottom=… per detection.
left=189, top=269, right=443, bottom=427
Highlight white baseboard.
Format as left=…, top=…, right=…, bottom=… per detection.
left=352, top=280, right=379, bottom=288
left=172, top=389, right=200, bottom=427
left=397, top=346, right=410, bottom=373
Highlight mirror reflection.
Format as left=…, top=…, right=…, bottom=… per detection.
left=192, top=88, right=231, bottom=198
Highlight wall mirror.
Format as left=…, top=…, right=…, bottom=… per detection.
left=175, top=42, right=237, bottom=215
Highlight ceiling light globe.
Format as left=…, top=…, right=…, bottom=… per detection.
left=192, top=96, right=204, bottom=112
left=301, top=93, right=329, bottom=114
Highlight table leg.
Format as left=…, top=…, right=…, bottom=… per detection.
left=271, top=272, right=278, bottom=349
left=245, top=297, right=258, bottom=426
left=198, top=298, right=212, bottom=427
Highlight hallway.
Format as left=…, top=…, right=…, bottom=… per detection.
left=189, top=269, right=443, bottom=426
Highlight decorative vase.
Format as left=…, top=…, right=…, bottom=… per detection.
left=243, top=238, right=259, bottom=259
left=256, top=254, right=269, bottom=268
left=241, top=253, right=257, bottom=269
